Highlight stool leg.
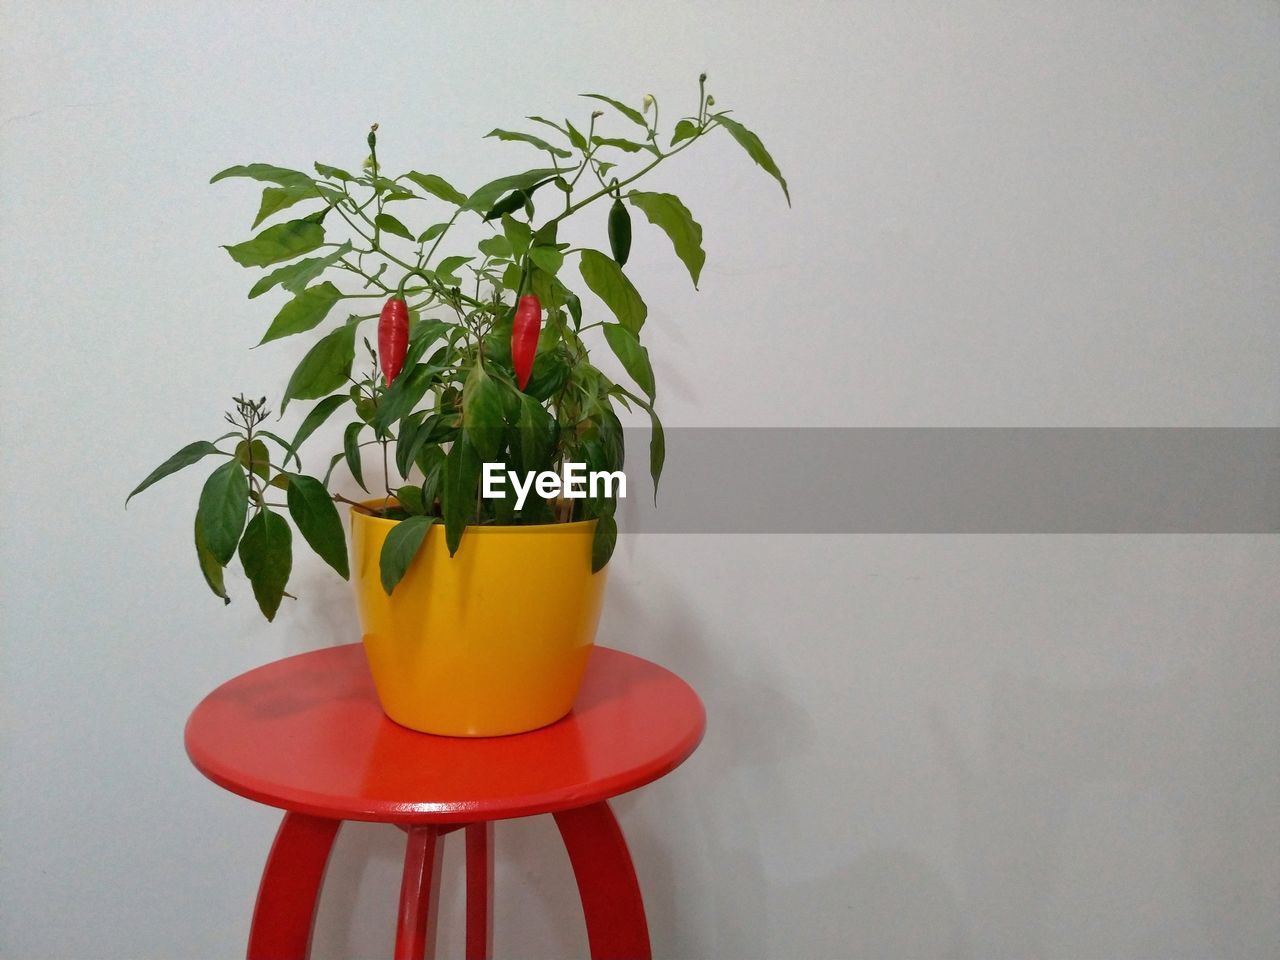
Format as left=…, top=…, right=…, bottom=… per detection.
left=465, top=822, right=494, bottom=960
left=553, top=801, right=651, bottom=960
left=394, top=825, right=443, bottom=960
left=247, top=812, right=342, bottom=960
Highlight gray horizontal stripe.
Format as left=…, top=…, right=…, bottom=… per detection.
left=604, top=428, right=1279, bottom=533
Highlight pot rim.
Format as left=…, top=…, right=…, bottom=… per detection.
left=349, top=498, right=597, bottom=533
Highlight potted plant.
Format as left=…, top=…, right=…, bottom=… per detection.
left=128, top=76, right=788, bottom=735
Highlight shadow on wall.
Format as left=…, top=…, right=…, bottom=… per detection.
left=261, top=558, right=1279, bottom=960
left=310, top=821, right=405, bottom=958
left=607, top=568, right=820, bottom=960
left=280, top=562, right=362, bottom=656
left=614, top=557, right=1278, bottom=960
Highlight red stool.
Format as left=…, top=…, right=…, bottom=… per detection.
left=185, top=644, right=705, bottom=960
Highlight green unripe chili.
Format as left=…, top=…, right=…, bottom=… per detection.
left=484, top=189, right=527, bottom=222
left=608, top=198, right=632, bottom=266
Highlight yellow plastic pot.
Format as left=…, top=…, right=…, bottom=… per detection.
left=350, top=506, right=607, bottom=736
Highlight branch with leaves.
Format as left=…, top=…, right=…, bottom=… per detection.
left=128, top=76, right=789, bottom=620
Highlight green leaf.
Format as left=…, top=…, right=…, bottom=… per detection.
left=260, top=281, right=343, bottom=345
left=525, top=268, right=578, bottom=324
left=285, top=473, right=349, bottom=579
left=626, top=191, right=705, bottom=287
left=256, top=430, right=301, bottom=470
left=671, top=119, right=699, bottom=146
left=528, top=245, right=563, bottom=275
left=127, top=440, right=223, bottom=505
left=287, top=394, right=349, bottom=460
left=615, top=386, right=665, bottom=501
left=194, top=516, right=230, bottom=605
left=534, top=221, right=560, bottom=245
left=435, top=255, right=472, bottom=286
left=211, top=163, right=313, bottom=189
left=253, top=184, right=322, bottom=228
left=522, top=345, right=571, bottom=402
left=197, top=460, right=249, bottom=565
left=399, top=316, right=448, bottom=365
left=502, top=262, right=522, bottom=291
left=398, top=412, right=454, bottom=478
left=477, top=235, right=513, bottom=259
left=485, top=129, right=572, bottom=159
left=395, top=484, right=426, bottom=515
left=379, top=515, right=435, bottom=594
left=501, top=215, right=533, bottom=257
left=405, top=171, right=467, bottom=206
left=248, top=243, right=352, bottom=300
left=515, top=393, right=557, bottom=475
left=579, top=94, right=646, bottom=127
left=343, top=421, right=367, bottom=492
left=642, top=406, right=665, bottom=499
left=714, top=114, right=790, bottom=205
left=591, top=135, right=648, bottom=154
left=527, top=115, right=570, bottom=136
left=462, top=362, right=506, bottom=461
left=463, top=168, right=562, bottom=213
left=595, top=404, right=625, bottom=472
left=395, top=414, right=427, bottom=477
left=578, top=249, right=647, bottom=332
left=354, top=390, right=377, bottom=425
left=591, top=514, right=617, bottom=572
left=320, top=451, right=343, bottom=486
left=602, top=324, right=656, bottom=400
left=224, top=219, right=325, bottom=268
left=565, top=119, right=588, bottom=151
left=418, top=444, right=448, bottom=506
left=443, top=434, right=481, bottom=556
left=282, top=324, right=356, bottom=407
left=238, top=509, right=292, bottom=621
left=234, top=438, right=271, bottom=481
left=373, top=362, right=442, bottom=432
left=314, top=162, right=354, bottom=181
left=374, top=212, right=414, bottom=241
left=418, top=222, right=449, bottom=243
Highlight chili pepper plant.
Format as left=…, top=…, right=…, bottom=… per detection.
left=128, top=77, right=788, bottom=620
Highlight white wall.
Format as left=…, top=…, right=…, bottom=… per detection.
left=2, top=2, right=1277, bottom=958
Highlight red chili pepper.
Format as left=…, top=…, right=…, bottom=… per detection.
left=511, top=293, right=542, bottom=390
left=378, top=297, right=409, bottom=386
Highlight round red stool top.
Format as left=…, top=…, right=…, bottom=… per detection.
left=185, top=644, right=705, bottom=824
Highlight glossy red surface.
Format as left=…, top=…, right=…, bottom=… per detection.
left=247, top=812, right=340, bottom=960
left=465, top=823, right=493, bottom=960
left=394, top=825, right=442, bottom=960
left=185, top=644, right=706, bottom=824
left=555, top=802, right=652, bottom=959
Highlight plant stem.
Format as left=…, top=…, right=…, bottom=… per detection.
left=369, top=130, right=382, bottom=247
left=335, top=204, right=375, bottom=244
left=546, top=126, right=707, bottom=227
left=420, top=208, right=463, bottom=267
left=331, top=492, right=377, bottom=514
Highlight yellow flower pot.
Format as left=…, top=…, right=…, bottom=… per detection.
left=350, top=507, right=607, bottom=736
